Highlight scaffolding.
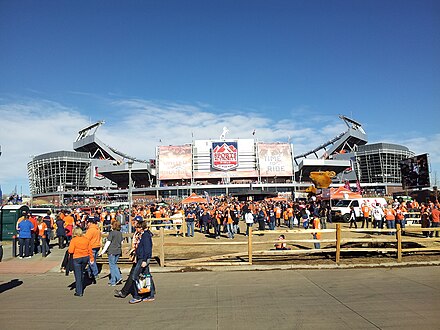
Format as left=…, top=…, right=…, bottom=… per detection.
left=28, top=151, right=90, bottom=195
left=356, top=143, right=414, bottom=184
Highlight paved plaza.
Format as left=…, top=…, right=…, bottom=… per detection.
left=0, top=245, right=439, bottom=330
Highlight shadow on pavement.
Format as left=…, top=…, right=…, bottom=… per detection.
left=0, top=278, right=23, bottom=294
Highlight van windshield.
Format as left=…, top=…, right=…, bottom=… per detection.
left=334, top=200, right=351, bottom=207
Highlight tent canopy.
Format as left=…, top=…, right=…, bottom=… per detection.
left=265, top=196, right=287, bottom=202
left=330, top=186, right=362, bottom=199
left=181, top=193, right=207, bottom=204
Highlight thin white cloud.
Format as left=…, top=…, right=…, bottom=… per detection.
left=0, top=99, right=90, bottom=194
left=1, top=96, right=439, bottom=194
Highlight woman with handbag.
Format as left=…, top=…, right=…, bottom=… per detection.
left=114, top=221, right=155, bottom=303
left=128, top=221, right=155, bottom=304
left=68, top=227, right=94, bottom=297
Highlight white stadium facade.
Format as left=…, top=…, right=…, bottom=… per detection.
left=27, top=116, right=417, bottom=205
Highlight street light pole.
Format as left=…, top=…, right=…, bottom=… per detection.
left=127, top=160, right=134, bottom=234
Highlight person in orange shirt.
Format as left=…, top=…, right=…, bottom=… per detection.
left=396, top=203, right=407, bottom=232
left=275, top=205, right=282, bottom=227
left=361, top=202, right=371, bottom=228
left=84, top=219, right=101, bottom=282
left=63, top=211, right=75, bottom=246
left=28, top=212, right=39, bottom=257
left=37, top=217, right=48, bottom=256
left=287, top=205, right=294, bottom=229
left=384, top=205, right=396, bottom=235
left=68, top=227, right=94, bottom=297
left=312, top=217, right=321, bottom=249
left=430, top=205, right=440, bottom=238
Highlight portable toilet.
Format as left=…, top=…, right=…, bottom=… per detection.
left=0, top=205, right=30, bottom=241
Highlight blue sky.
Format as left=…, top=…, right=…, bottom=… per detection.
left=0, top=0, right=439, bottom=195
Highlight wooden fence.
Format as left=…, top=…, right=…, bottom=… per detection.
left=99, top=217, right=440, bottom=267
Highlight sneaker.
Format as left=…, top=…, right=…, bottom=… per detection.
left=129, top=298, right=142, bottom=304
left=114, top=290, right=127, bottom=298
left=142, top=297, right=155, bottom=302
left=18, top=256, right=23, bottom=259
left=26, top=256, right=32, bottom=259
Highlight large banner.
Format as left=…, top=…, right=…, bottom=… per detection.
left=158, top=145, right=192, bottom=180
left=211, top=141, right=238, bottom=171
left=258, top=143, right=293, bottom=177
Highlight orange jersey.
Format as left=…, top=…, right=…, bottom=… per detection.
left=396, top=208, right=405, bottom=220
left=361, top=205, right=371, bottom=217
left=312, top=218, right=321, bottom=239
left=63, top=214, right=75, bottom=226
left=38, top=222, right=47, bottom=237
left=68, top=236, right=94, bottom=262
left=29, top=216, right=38, bottom=233
left=385, top=209, right=396, bottom=220
left=84, top=223, right=101, bottom=249
left=432, top=208, right=440, bottom=223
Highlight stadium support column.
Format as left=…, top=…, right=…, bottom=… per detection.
left=255, top=140, right=261, bottom=186
left=127, top=160, right=134, bottom=234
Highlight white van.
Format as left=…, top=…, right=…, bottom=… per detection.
left=331, top=198, right=387, bottom=222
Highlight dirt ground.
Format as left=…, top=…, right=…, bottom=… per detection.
left=148, top=221, right=440, bottom=267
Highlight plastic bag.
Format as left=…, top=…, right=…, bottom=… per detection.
left=136, top=273, right=151, bottom=294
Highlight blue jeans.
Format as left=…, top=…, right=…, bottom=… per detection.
left=121, top=224, right=128, bottom=234
left=186, top=221, right=194, bottom=237
left=313, top=234, right=321, bottom=249
left=269, top=218, right=276, bottom=230
left=131, top=259, right=155, bottom=299
left=73, top=256, right=89, bottom=295
left=38, top=235, right=50, bottom=256
left=246, top=223, right=253, bottom=236
left=227, top=223, right=234, bottom=238
left=386, top=220, right=395, bottom=235
left=88, top=248, right=99, bottom=278
left=108, top=254, right=121, bottom=285
left=233, top=223, right=239, bottom=234
left=18, top=237, right=31, bottom=257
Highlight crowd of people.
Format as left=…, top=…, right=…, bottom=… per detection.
left=14, top=207, right=156, bottom=302
left=356, top=199, right=440, bottom=236
left=12, top=194, right=440, bottom=300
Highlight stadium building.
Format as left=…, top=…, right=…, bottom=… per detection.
left=27, top=116, right=421, bottom=205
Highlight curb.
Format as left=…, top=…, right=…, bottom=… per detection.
left=71, top=260, right=440, bottom=274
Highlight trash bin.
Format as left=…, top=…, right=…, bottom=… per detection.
left=0, top=205, right=30, bottom=241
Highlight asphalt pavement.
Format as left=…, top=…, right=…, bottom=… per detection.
left=0, top=241, right=439, bottom=330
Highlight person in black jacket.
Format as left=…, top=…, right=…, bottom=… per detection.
left=129, top=222, right=155, bottom=304
left=115, top=221, right=156, bottom=304
left=200, top=209, right=211, bottom=235
left=56, top=216, right=67, bottom=249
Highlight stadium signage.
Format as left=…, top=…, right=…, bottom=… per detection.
left=212, top=141, right=238, bottom=171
